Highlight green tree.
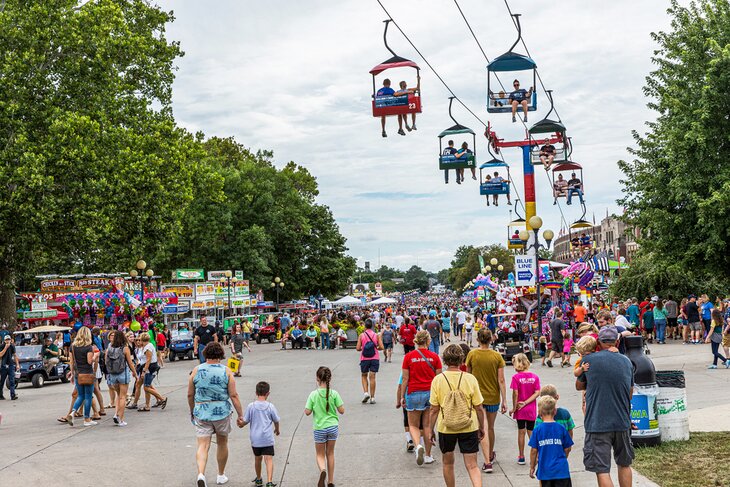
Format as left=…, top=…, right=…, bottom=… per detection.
left=0, top=0, right=194, bottom=325
left=616, top=0, right=730, bottom=295
left=405, top=265, right=429, bottom=292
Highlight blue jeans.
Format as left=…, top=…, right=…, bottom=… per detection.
left=73, top=382, right=94, bottom=419
left=0, top=364, right=16, bottom=397
left=320, top=333, right=330, bottom=349
left=711, top=341, right=727, bottom=366
left=655, top=319, right=667, bottom=342
left=567, top=188, right=583, bottom=204
left=429, top=337, right=440, bottom=355
left=198, top=344, right=207, bottom=363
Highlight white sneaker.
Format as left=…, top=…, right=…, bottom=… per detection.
left=197, top=473, right=207, bottom=487
left=424, top=455, right=435, bottom=465
left=83, top=421, right=97, bottom=427
left=361, top=392, right=370, bottom=404
left=416, top=444, right=425, bottom=466
left=369, top=397, right=376, bottom=404
left=216, top=474, right=229, bottom=485
left=118, top=420, right=128, bottom=427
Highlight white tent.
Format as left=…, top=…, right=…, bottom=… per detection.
left=371, top=296, right=397, bottom=305
left=332, top=295, right=363, bottom=306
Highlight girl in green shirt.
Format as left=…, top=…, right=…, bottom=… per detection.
left=305, top=366, right=344, bottom=487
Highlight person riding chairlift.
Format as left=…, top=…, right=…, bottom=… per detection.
left=539, top=143, right=556, bottom=170
left=490, top=171, right=511, bottom=207
left=455, top=141, right=476, bottom=183
left=442, top=139, right=457, bottom=185
left=394, top=79, right=420, bottom=135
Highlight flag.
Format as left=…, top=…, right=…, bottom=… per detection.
left=588, top=251, right=610, bottom=272
left=578, top=250, right=592, bottom=263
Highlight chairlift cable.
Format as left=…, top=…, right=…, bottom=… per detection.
left=375, top=0, right=488, bottom=128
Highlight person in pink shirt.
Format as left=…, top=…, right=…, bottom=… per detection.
left=509, top=353, right=541, bottom=466
left=561, top=332, right=574, bottom=367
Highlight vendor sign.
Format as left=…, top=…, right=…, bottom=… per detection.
left=174, top=269, right=205, bottom=280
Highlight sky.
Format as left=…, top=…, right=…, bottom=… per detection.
left=158, top=0, right=675, bottom=272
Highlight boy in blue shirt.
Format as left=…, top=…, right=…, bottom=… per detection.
left=241, top=381, right=281, bottom=487
left=529, top=395, right=573, bottom=487
left=535, top=384, right=575, bottom=439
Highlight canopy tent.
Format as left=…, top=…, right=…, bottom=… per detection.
left=540, top=260, right=570, bottom=269
left=14, top=325, right=71, bottom=334
left=332, top=295, right=363, bottom=307
left=371, top=297, right=397, bottom=305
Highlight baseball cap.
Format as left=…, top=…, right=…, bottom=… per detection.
left=597, top=326, right=619, bottom=343
left=429, top=310, right=437, bottom=317
left=651, top=296, right=658, bottom=302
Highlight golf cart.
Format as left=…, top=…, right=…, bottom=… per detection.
left=16, top=345, right=71, bottom=388
left=168, top=319, right=197, bottom=361
left=491, top=313, right=532, bottom=364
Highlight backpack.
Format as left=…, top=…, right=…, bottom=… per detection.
left=439, top=372, right=473, bottom=431
left=107, top=346, right=126, bottom=375
left=362, top=331, right=376, bottom=358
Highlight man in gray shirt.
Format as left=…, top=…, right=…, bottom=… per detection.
left=576, top=326, right=635, bottom=487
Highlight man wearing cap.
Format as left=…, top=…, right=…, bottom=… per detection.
left=576, top=326, right=635, bottom=487
left=0, top=334, right=20, bottom=400
left=425, top=311, right=443, bottom=354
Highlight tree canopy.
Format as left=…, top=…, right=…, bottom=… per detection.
left=0, top=1, right=355, bottom=324
left=614, top=0, right=730, bottom=298
left=445, top=244, right=516, bottom=290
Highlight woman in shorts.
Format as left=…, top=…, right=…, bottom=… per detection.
left=189, top=342, right=244, bottom=487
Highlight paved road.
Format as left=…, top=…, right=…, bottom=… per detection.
left=1, top=339, right=719, bottom=486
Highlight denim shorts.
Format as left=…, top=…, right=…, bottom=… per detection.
left=483, top=403, right=500, bottom=414
left=107, top=368, right=130, bottom=386
left=405, top=390, right=431, bottom=411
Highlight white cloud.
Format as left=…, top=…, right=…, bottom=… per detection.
left=159, top=0, right=675, bottom=271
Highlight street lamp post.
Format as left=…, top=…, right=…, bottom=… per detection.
left=270, top=277, right=284, bottom=309
left=220, top=271, right=237, bottom=318
left=519, top=216, right=554, bottom=337
left=129, top=259, right=154, bottom=307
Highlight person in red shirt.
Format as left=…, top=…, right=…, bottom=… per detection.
left=399, top=317, right=417, bottom=354
left=401, top=330, right=442, bottom=466
left=156, top=327, right=167, bottom=367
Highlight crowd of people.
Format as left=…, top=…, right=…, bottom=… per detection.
left=2, top=289, right=729, bottom=486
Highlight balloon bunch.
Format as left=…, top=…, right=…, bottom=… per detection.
left=495, top=284, right=519, bottom=333
left=59, top=291, right=170, bottom=323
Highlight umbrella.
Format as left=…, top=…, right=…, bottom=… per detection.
left=14, top=325, right=72, bottom=334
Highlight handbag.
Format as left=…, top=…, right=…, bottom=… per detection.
left=77, top=373, right=95, bottom=385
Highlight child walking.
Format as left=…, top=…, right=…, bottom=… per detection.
left=561, top=331, right=573, bottom=367
left=509, top=353, right=541, bottom=466
left=464, top=316, right=474, bottom=347
left=305, top=366, right=345, bottom=487
left=529, top=395, right=573, bottom=486
left=536, top=384, right=575, bottom=439
left=538, top=336, right=547, bottom=366
left=241, top=381, right=281, bottom=487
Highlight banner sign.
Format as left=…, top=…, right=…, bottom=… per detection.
left=23, top=309, right=58, bottom=319
left=174, top=269, right=205, bottom=280
left=40, top=280, right=78, bottom=292
left=207, top=270, right=232, bottom=281
left=161, top=284, right=194, bottom=299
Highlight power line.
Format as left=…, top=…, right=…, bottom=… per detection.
left=452, top=0, right=574, bottom=229
left=375, top=0, right=487, bottom=128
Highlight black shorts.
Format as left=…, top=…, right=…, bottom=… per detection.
left=403, top=345, right=415, bottom=354
left=158, top=345, right=166, bottom=351
left=383, top=342, right=393, bottom=349
left=667, top=318, right=677, bottom=327
left=402, top=407, right=425, bottom=429
left=540, top=479, right=572, bottom=487
left=516, top=419, right=535, bottom=431
left=551, top=340, right=563, bottom=353
left=583, top=430, right=635, bottom=474
left=438, top=430, right=480, bottom=454
left=252, top=445, right=275, bottom=457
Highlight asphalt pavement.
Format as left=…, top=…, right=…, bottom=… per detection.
left=0, top=338, right=721, bottom=486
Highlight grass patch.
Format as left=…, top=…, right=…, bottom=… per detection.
left=633, top=432, right=730, bottom=487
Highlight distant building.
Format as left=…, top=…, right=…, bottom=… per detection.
left=552, top=214, right=639, bottom=264
left=391, top=278, right=405, bottom=284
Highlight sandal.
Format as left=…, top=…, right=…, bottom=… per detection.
left=91, top=415, right=102, bottom=421
left=137, top=406, right=150, bottom=412
left=104, top=404, right=115, bottom=409
left=56, top=416, right=68, bottom=423
left=98, top=411, right=107, bottom=416
left=158, top=398, right=168, bottom=410
left=74, top=411, right=83, bottom=418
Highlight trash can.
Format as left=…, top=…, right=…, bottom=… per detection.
left=625, top=335, right=661, bottom=446
left=656, top=370, right=689, bottom=442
